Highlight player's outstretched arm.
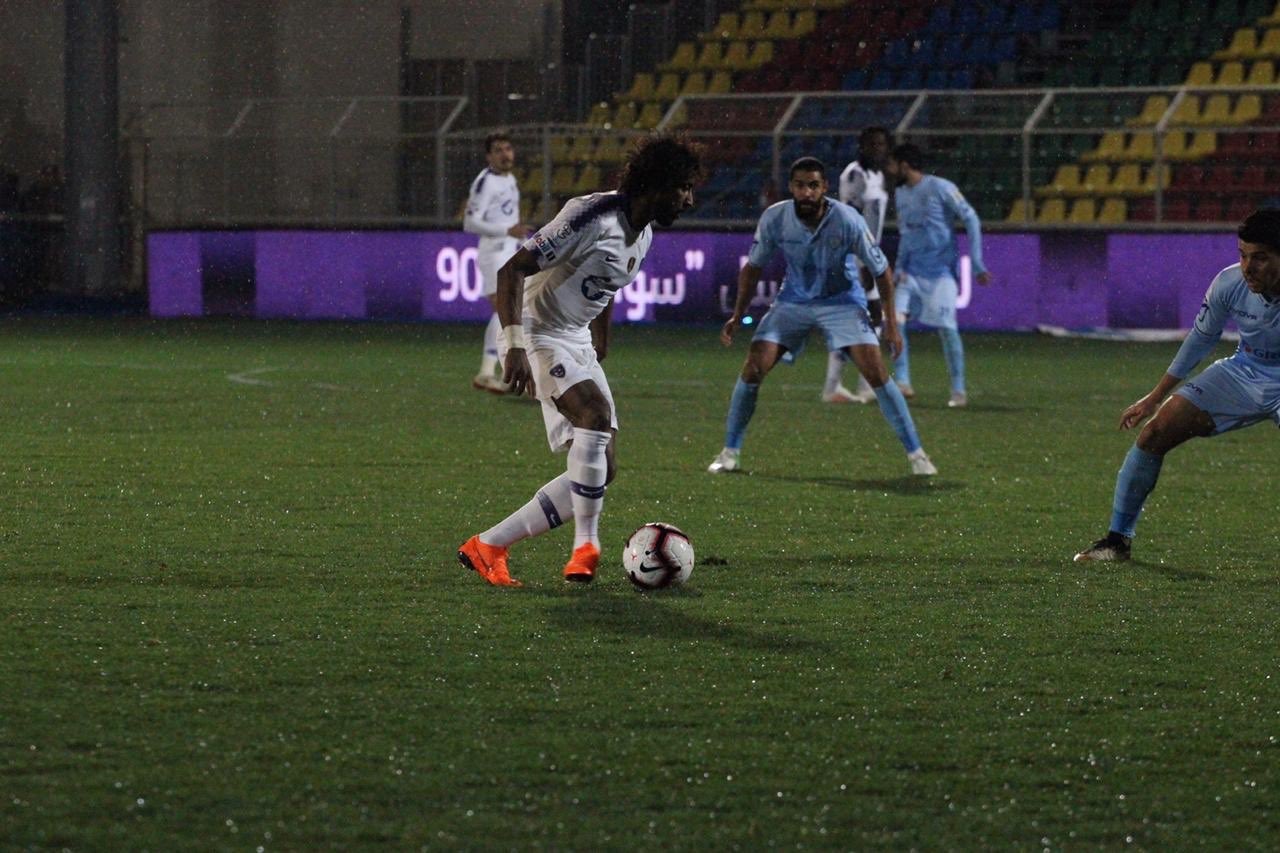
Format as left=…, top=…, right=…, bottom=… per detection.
left=721, top=263, right=762, bottom=346
left=1119, top=373, right=1181, bottom=430
left=495, top=248, right=542, bottom=397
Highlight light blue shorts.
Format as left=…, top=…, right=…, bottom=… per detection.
left=1174, top=354, right=1280, bottom=435
left=894, top=272, right=958, bottom=329
left=753, top=300, right=880, bottom=358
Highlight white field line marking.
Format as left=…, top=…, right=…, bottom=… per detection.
left=226, top=366, right=345, bottom=391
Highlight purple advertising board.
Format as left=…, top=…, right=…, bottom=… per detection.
left=147, top=229, right=1240, bottom=330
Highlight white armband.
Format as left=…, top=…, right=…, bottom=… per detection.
left=502, top=325, right=525, bottom=350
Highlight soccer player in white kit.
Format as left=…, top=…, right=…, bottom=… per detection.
left=1075, top=210, right=1280, bottom=562
left=457, top=135, right=703, bottom=586
left=463, top=132, right=532, bottom=394
left=831, top=126, right=892, bottom=404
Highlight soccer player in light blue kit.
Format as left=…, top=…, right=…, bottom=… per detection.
left=708, top=156, right=937, bottom=477
left=1075, top=210, right=1280, bottom=562
left=886, top=143, right=992, bottom=407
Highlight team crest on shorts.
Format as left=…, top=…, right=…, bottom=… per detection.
left=551, top=364, right=567, bottom=378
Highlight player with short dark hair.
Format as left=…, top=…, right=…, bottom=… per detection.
left=458, top=134, right=703, bottom=586
left=1075, top=209, right=1280, bottom=562
left=464, top=131, right=532, bottom=394
left=707, top=156, right=937, bottom=477
left=885, top=142, right=992, bottom=408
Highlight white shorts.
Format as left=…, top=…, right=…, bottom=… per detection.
left=894, top=272, right=958, bottom=330
left=477, top=238, right=519, bottom=298
left=526, top=332, right=618, bottom=451
left=1174, top=354, right=1280, bottom=435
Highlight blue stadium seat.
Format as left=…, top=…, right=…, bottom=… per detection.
left=841, top=68, right=868, bottom=90
left=898, top=69, right=923, bottom=89
left=881, top=39, right=911, bottom=70
left=868, top=69, right=897, bottom=90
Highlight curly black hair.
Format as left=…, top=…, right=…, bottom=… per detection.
left=618, top=133, right=704, bottom=196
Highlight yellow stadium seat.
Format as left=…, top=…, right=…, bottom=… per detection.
left=1161, top=130, right=1190, bottom=159
left=1036, top=164, right=1082, bottom=196
left=611, top=101, right=638, bottom=128
left=1254, top=27, right=1280, bottom=57
left=549, top=135, right=572, bottom=162
left=1081, top=164, right=1113, bottom=194
left=1124, top=131, right=1155, bottom=160
left=1246, top=59, right=1276, bottom=84
left=1213, top=28, right=1258, bottom=60
left=722, top=41, right=752, bottom=71
left=1184, top=61, right=1214, bottom=86
left=567, top=135, right=595, bottom=163
left=621, top=73, right=655, bottom=102
left=708, top=70, right=733, bottom=94
left=593, top=136, right=623, bottom=164
left=680, top=72, right=708, bottom=97
left=588, top=102, right=612, bottom=126
left=1036, top=198, right=1066, bottom=223
left=1097, top=198, right=1127, bottom=223
left=1109, top=163, right=1144, bottom=194
left=763, top=11, right=792, bottom=39
left=1215, top=61, right=1246, bottom=85
left=1081, top=131, right=1127, bottom=162
left=652, top=73, right=681, bottom=101
left=695, top=41, right=724, bottom=71
left=659, top=42, right=697, bottom=72
left=738, top=11, right=767, bottom=40
left=1264, top=2, right=1280, bottom=24
left=1184, top=130, right=1217, bottom=158
left=1067, top=198, right=1097, bottom=224
left=636, top=102, right=665, bottom=129
left=1006, top=197, right=1034, bottom=223
left=1169, top=95, right=1202, bottom=126
left=1128, top=95, right=1170, bottom=126
left=701, top=12, right=740, bottom=41
left=1140, top=163, right=1169, bottom=192
left=1197, top=94, right=1232, bottom=125
left=746, top=40, right=775, bottom=68
left=524, top=166, right=546, bottom=194
left=550, top=165, right=576, bottom=195
left=1232, top=93, right=1262, bottom=123
left=572, top=164, right=601, bottom=194
left=791, top=10, right=817, bottom=38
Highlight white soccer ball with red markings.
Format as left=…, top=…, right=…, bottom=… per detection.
left=623, top=522, right=694, bottom=589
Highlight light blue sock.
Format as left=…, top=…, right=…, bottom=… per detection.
left=873, top=382, right=922, bottom=454
left=939, top=327, right=965, bottom=394
left=893, top=325, right=911, bottom=387
left=1109, top=446, right=1164, bottom=538
left=724, top=378, right=760, bottom=451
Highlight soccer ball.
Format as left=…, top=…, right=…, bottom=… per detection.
left=622, top=522, right=694, bottom=589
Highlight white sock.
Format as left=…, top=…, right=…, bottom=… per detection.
left=823, top=350, right=845, bottom=393
left=567, top=428, right=611, bottom=550
left=481, top=473, right=572, bottom=548
left=480, top=313, right=501, bottom=375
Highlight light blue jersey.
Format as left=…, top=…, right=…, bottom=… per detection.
left=1169, top=264, right=1280, bottom=378
left=747, top=198, right=889, bottom=307
left=894, top=175, right=986, bottom=279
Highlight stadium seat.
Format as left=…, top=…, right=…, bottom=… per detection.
left=791, top=10, right=817, bottom=38
left=1067, top=198, right=1097, bottom=224
left=1109, top=163, right=1145, bottom=194
left=1081, top=164, right=1113, bottom=194
left=1197, top=94, right=1232, bottom=125
left=567, top=135, right=595, bottom=163
left=659, top=42, right=697, bottom=73
left=652, top=73, right=680, bottom=101
left=1265, top=1, right=1280, bottom=24
left=550, top=165, right=576, bottom=195
left=1097, top=197, right=1127, bottom=223
left=722, top=41, right=752, bottom=71
left=680, top=72, right=707, bottom=97
left=571, top=164, right=601, bottom=194
left=738, top=11, right=767, bottom=40
left=593, top=136, right=624, bottom=164
left=549, top=135, right=572, bottom=162
left=620, top=73, right=655, bottom=102
left=588, top=102, right=612, bottom=125
left=636, top=102, right=665, bottom=129
left=1254, top=28, right=1280, bottom=58
left=762, top=11, right=793, bottom=39
left=1141, top=163, right=1170, bottom=192
left=1232, top=93, right=1263, bottom=122
left=611, top=101, right=638, bottom=128
left=1006, top=197, right=1034, bottom=223
left=746, top=41, right=774, bottom=68
left=701, top=12, right=740, bottom=41
left=1184, top=61, right=1214, bottom=86
left=707, top=71, right=733, bottom=94
left=1037, top=164, right=1082, bottom=196
left=1128, top=95, right=1170, bottom=126
left=1246, top=59, right=1276, bottom=84
left=1214, top=28, right=1259, bottom=60
left=524, top=166, right=546, bottom=194
left=1036, top=197, right=1066, bottom=222
left=1215, top=61, right=1246, bottom=85
left=1169, top=95, right=1203, bottom=126
left=1081, top=131, right=1127, bottom=162
left=1124, top=131, right=1155, bottom=160
left=1184, top=130, right=1218, bottom=159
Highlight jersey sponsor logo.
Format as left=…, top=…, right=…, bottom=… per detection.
left=550, top=364, right=566, bottom=378
left=1242, top=343, right=1280, bottom=360
left=532, top=232, right=557, bottom=260
left=555, top=222, right=573, bottom=240
left=581, top=273, right=620, bottom=302
left=1183, top=381, right=1203, bottom=395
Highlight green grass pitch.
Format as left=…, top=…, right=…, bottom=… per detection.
left=2, top=317, right=1277, bottom=849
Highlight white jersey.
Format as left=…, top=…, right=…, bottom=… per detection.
left=838, top=160, right=888, bottom=242
left=521, top=191, right=652, bottom=340
left=463, top=168, right=521, bottom=274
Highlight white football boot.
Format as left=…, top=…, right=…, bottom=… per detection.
left=707, top=448, right=741, bottom=473
left=907, top=448, right=937, bottom=476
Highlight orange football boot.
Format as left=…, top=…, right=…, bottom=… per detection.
left=457, top=535, right=521, bottom=587
left=562, top=542, right=600, bottom=583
